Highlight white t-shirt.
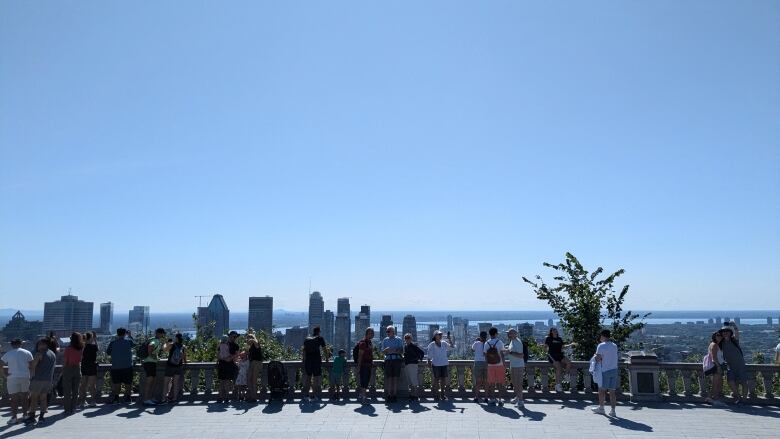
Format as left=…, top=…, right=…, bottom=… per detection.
left=472, top=340, right=485, bottom=362
left=1, top=348, right=34, bottom=379
left=426, top=341, right=452, bottom=366
left=483, top=338, right=505, bottom=365
left=507, top=338, right=525, bottom=368
left=775, top=343, right=780, bottom=353
left=596, top=341, right=619, bottom=372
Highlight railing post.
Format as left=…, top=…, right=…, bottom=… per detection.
left=627, top=351, right=660, bottom=402
left=285, top=363, right=297, bottom=401
left=762, top=371, right=774, bottom=399
left=189, top=367, right=200, bottom=401
left=456, top=364, right=465, bottom=396
left=540, top=364, right=549, bottom=394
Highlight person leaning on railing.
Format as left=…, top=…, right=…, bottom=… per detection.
left=704, top=331, right=726, bottom=407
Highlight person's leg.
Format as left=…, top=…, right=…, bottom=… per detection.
left=598, top=388, right=606, bottom=408
left=164, top=376, right=173, bottom=400
left=303, top=373, right=312, bottom=399
left=8, top=392, right=19, bottom=420
left=728, top=379, right=738, bottom=398
left=27, top=391, right=39, bottom=418
left=88, top=376, right=98, bottom=405
left=609, top=389, right=616, bottom=410
left=553, top=362, right=562, bottom=389
left=313, top=375, right=322, bottom=399
left=247, top=361, right=257, bottom=400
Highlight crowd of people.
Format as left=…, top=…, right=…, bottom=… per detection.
left=0, top=320, right=764, bottom=426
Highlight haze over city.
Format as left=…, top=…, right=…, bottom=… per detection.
left=1, top=2, right=778, bottom=312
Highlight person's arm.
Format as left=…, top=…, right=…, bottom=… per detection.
left=595, top=344, right=603, bottom=363
left=1, top=357, right=7, bottom=378
left=182, top=348, right=188, bottom=366
left=732, top=324, right=740, bottom=340
left=775, top=349, right=780, bottom=365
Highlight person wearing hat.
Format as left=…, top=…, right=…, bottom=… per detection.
left=504, top=328, right=525, bottom=407
left=216, top=331, right=240, bottom=403
left=1, top=338, right=33, bottom=424
left=426, top=330, right=455, bottom=401
left=719, top=322, right=747, bottom=404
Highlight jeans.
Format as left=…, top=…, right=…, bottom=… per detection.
left=248, top=361, right=262, bottom=400
left=62, top=365, right=81, bottom=412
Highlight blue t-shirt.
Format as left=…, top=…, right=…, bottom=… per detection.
left=381, top=336, right=404, bottom=360
left=107, top=337, right=135, bottom=369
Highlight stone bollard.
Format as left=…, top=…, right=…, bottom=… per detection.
left=627, top=351, right=660, bottom=402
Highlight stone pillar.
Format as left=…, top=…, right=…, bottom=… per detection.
left=627, top=351, right=660, bottom=402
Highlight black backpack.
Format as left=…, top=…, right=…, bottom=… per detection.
left=136, top=341, right=150, bottom=360
left=266, top=360, right=288, bottom=398
left=167, top=343, right=183, bottom=366
left=352, top=342, right=361, bottom=363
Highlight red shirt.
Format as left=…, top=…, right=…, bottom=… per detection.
left=358, top=339, right=373, bottom=365
left=63, top=346, right=82, bottom=366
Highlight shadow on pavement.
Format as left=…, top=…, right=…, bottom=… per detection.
left=608, top=416, right=653, bottom=432
left=353, top=404, right=378, bottom=417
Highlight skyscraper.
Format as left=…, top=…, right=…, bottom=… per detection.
left=284, top=325, right=308, bottom=349
left=248, top=296, right=273, bottom=334
left=335, top=297, right=351, bottom=351
left=355, top=311, right=370, bottom=340
left=360, top=305, right=371, bottom=324
left=478, top=322, right=492, bottom=335
left=323, top=309, right=334, bottom=343
left=452, top=317, right=469, bottom=355
left=519, top=323, right=534, bottom=338
left=380, top=314, right=393, bottom=331
left=308, top=291, right=324, bottom=331
left=427, top=324, right=440, bottom=342
left=99, top=302, right=114, bottom=334
left=402, top=314, right=417, bottom=342
left=197, top=294, right=230, bottom=337
left=43, top=293, right=94, bottom=337
left=446, top=314, right=453, bottom=331
left=128, top=305, right=150, bottom=335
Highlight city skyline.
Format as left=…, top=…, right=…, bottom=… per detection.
left=1, top=2, right=779, bottom=312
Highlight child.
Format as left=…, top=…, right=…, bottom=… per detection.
left=234, top=352, right=249, bottom=401
left=331, top=349, right=347, bottom=400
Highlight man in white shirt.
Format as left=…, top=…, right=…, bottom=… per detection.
left=592, top=329, right=619, bottom=417
left=504, top=328, right=525, bottom=408
left=471, top=331, right=488, bottom=403
left=1, top=338, right=34, bottom=424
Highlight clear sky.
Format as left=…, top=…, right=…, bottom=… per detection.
left=1, top=1, right=778, bottom=313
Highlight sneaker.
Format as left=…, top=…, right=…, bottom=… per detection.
left=591, top=406, right=606, bottom=415
left=498, top=400, right=504, bottom=407
left=123, top=395, right=132, bottom=404
left=517, top=401, right=524, bottom=408
left=488, top=398, right=496, bottom=405
left=609, top=409, right=617, bottom=417
left=555, top=384, right=563, bottom=392
left=77, top=403, right=86, bottom=410
left=712, top=400, right=727, bottom=407
left=510, top=397, right=519, bottom=404
left=109, top=395, right=119, bottom=404
left=143, top=399, right=157, bottom=406
left=24, top=416, right=36, bottom=425
left=6, top=417, right=17, bottom=425
left=88, top=402, right=97, bottom=408
left=37, top=414, right=45, bottom=424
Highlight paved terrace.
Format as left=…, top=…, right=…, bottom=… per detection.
left=1, top=398, right=779, bottom=439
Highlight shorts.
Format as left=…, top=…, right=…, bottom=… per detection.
left=81, top=363, right=98, bottom=376
left=727, top=368, right=746, bottom=382
left=548, top=353, right=565, bottom=363
left=217, top=360, right=237, bottom=381
left=404, top=363, right=419, bottom=387
left=111, top=368, right=133, bottom=385
left=304, top=361, right=323, bottom=377
left=330, top=371, right=345, bottom=386
left=384, top=359, right=402, bottom=378
left=510, top=367, right=524, bottom=389
left=359, top=365, right=372, bottom=389
left=165, top=364, right=183, bottom=377
left=704, top=364, right=723, bottom=377
left=432, top=365, right=448, bottom=379
left=473, top=362, right=487, bottom=382
left=6, top=377, right=30, bottom=394
left=29, top=380, right=52, bottom=394
left=601, top=368, right=618, bottom=390
left=142, top=362, right=157, bottom=378
left=487, top=365, right=505, bottom=384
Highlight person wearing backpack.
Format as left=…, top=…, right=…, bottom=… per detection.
left=403, top=333, right=425, bottom=401
left=356, top=327, right=375, bottom=405
left=720, top=322, right=747, bottom=404
left=504, top=328, right=525, bottom=408
left=106, top=327, right=135, bottom=404
left=142, top=328, right=167, bottom=406
left=163, top=333, right=187, bottom=403
left=483, top=327, right=506, bottom=406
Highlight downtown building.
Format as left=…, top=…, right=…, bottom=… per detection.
left=99, top=302, right=114, bottom=334
left=43, top=294, right=94, bottom=337
left=334, top=297, right=351, bottom=351
left=248, top=296, right=273, bottom=335
left=402, top=314, right=417, bottom=342
left=128, top=305, right=150, bottom=335
left=452, top=317, right=469, bottom=355
left=308, top=291, right=324, bottom=332
left=197, top=294, right=230, bottom=338
left=323, top=309, right=334, bottom=343
left=380, top=314, right=393, bottom=332
left=284, top=325, right=308, bottom=349
left=355, top=305, right=370, bottom=340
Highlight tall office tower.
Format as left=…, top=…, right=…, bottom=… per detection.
left=708, top=318, right=714, bottom=325
left=248, top=296, right=273, bottom=334
left=452, top=317, right=468, bottom=355
left=734, top=317, right=741, bottom=325
left=360, top=305, right=371, bottom=324
left=547, top=318, right=554, bottom=327
left=337, top=298, right=351, bottom=316
left=715, top=316, right=722, bottom=325
left=768, top=317, right=774, bottom=326
left=43, top=293, right=94, bottom=337
left=380, top=314, right=393, bottom=331
left=478, top=322, right=492, bottom=335
left=519, top=323, right=534, bottom=338
left=197, top=294, right=230, bottom=337
left=1, top=311, right=43, bottom=342
left=323, top=310, right=335, bottom=343
left=128, top=305, right=151, bottom=335
left=402, top=314, right=417, bottom=342
left=447, top=314, right=453, bottom=331
left=335, top=314, right=351, bottom=351
left=99, top=302, right=114, bottom=334
left=355, top=311, right=370, bottom=339
left=427, top=324, right=440, bottom=342
left=284, top=325, right=308, bottom=349
left=308, top=291, right=324, bottom=331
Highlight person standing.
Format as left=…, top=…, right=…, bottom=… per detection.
left=163, top=333, right=187, bottom=403
left=505, top=328, right=525, bottom=408
left=246, top=333, right=263, bottom=403
left=471, top=331, right=488, bottom=403
left=216, top=331, right=240, bottom=403
left=25, top=339, right=57, bottom=425
left=704, top=331, right=726, bottom=406
left=720, top=322, right=747, bottom=404
left=483, top=327, right=505, bottom=406
left=591, top=329, right=618, bottom=417
left=381, top=326, right=404, bottom=403
left=356, top=328, right=375, bottom=405
left=302, top=326, right=327, bottom=402
left=1, top=338, right=33, bottom=425
left=78, top=332, right=99, bottom=408
left=106, top=327, right=135, bottom=403
left=403, top=333, right=425, bottom=401
left=62, top=332, right=84, bottom=414
left=544, top=328, right=574, bottom=392
left=426, top=330, right=455, bottom=401
left=141, top=328, right=166, bottom=405
left=330, top=349, right=348, bottom=401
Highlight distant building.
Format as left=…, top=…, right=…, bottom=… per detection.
left=99, top=302, right=114, bottom=334
left=308, top=291, right=324, bottom=331
left=248, top=296, right=273, bottom=335
left=128, top=305, right=150, bottom=335
left=1, top=311, right=43, bottom=342
left=427, top=324, right=440, bottom=342
left=446, top=314, right=453, bottom=331
left=708, top=318, right=714, bottom=325
left=197, top=294, right=230, bottom=337
left=334, top=298, right=351, bottom=351
left=734, top=317, right=741, bottom=325
left=767, top=317, right=772, bottom=326
left=355, top=311, right=370, bottom=340
left=284, top=325, right=308, bottom=349
left=380, top=314, right=393, bottom=331
left=402, top=314, right=417, bottom=342
left=715, top=316, right=722, bottom=325
left=518, top=323, right=533, bottom=339
left=547, top=318, right=554, bottom=327
left=452, top=317, right=468, bottom=355
left=44, top=294, right=94, bottom=337
left=337, top=298, right=351, bottom=316
left=478, top=322, right=492, bottom=335
left=323, top=310, right=334, bottom=343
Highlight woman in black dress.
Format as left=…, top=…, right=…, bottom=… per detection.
left=78, top=332, right=99, bottom=407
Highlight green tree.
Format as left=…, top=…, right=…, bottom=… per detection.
left=523, top=252, right=648, bottom=360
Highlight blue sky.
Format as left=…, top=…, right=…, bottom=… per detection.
left=1, top=1, right=778, bottom=312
